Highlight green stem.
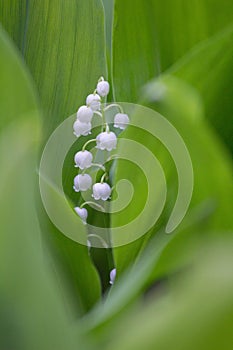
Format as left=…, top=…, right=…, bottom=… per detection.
left=80, top=201, right=105, bottom=212
left=94, top=111, right=102, bottom=118
left=106, top=154, right=118, bottom=162
left=82, top=138, right=96, bottom=151
left=91, top=163, right=106, bottom=171
left=104, top=103, right=124, bottom=114
left=87, top=234, right=108, bottom=248
left=105, top=123, right=110, bottom=133
left=101, top=172, right=108, bottom=183
left=101, top=102, right=106, bottom=127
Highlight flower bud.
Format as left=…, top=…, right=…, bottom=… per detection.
left=92, top=182, right=111, bottom=201
left=96, top=131, right=117, bottom=151
left=86, top=93, right=101, bottom=111
left=109, top=268, right=116, bottom=285
left=114, top=113, right=129, bottom=130
left=77, top=105, right=93, bottom=123
left=73, top=119, right=91, bottom=137
left=74, top=207, right=88, bottom=224
left=74, top=150, right=93, bottom=169
left=97, top=80, right=110, bottom=97
left=73, top=174, right=92, bottom=192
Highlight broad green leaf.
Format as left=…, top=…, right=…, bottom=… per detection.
left=0, top=0, right=108, bottom=136
left=106, top=240, right=233, bottom=350
left=168, top=25, right=233, bottom=152
left=111, top=76, right=233, bottom=276
left=111, top=1, right=233, bottom=274
left=0, top=23, right=37, bottom=129
left=112, top=0, right=160, bottom=102
left=102, top=0, right=114, bottom=51
left=0, top=27, right=78, bottom=350
left=143, top=75, right=233, bottom=279
left=0, top=0, right=107, bottom=311
left=102, top=0, right=114, bottom=102
left=0, top=122, right=80, bottom=350
left=112, top=0, right=233, bottom=102
left=81, top=230, right=174, bottom=333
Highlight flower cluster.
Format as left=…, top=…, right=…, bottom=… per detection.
left=73, top=77, right=129, bottom=224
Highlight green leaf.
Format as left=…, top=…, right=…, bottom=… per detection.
left=0, top=1, right=105, bottom=314
left=112, top=0, right=233, bottom=102
left=168, top=25, right=233, bottom=153
left=82, top=230, right=174, bottom=333
left=111, top=0, right=233, bottom=274
left=111, top=75, right=233, bottom=277
left=0, top=0, right=108, bottom=137
left=0, top=26, right=78, bottom=350
left=102, top=0, right=114, bottom=51
left=143, top=75, right=233, bottom=279
left=112, top=0, right=160, bottom=102
left=105, top=239, right=233, bottom=350
left=0, top=23, right=37, bottom=130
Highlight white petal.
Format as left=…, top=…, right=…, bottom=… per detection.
left=73, top=120, right=92, bottom=137
left=92, top=183, right=101, bottom=200
left=109, top=268, right=117, bottom=284
left=77, top=105, right=93, bottom=123
left=74, top=150, right=93, bottom=169
left=114, top=113, right=129, bottom=130
left=96, top=80, right=110, bottom=97
left=86, top=93, right=101, bottom=111
left=74, top=207, right=88, bottom=224
left=92, top=182, right=111, bottom=201
left=96, top=131, right=117, bottom=151
left=74, top=174, right=92, bottom=191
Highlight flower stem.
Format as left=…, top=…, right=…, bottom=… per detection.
left=80, top=201, right=105, bottom=212
left=82, top=138, right=96, bottom=151
left=101, top=102, right=106, bottom=128
left=91, top=163, right=106, bottom=171
left=101, top=172, right=108, bottom=183
left=106, top=154, right=118, bottom=162
left=105, top=124, right=110, bottom=133
left=87, top=234, right=108, bottom=248
left=94, top=111, right=102, bottom=118
left=104, top=103, right=124, bottom=114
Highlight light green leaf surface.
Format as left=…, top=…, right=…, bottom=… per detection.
left=102, top=0, right=114, bottom=51
left=81, top=230, right=174, bottom=335
left=0, top=0, right=107, bottom=312
left=168, top=25, right=233, bottom=152
left=0, top=23, right=37, bottom=130
left=112, top=0, right=233, bottom=102
left=112, top=76, right=233, bottom=277
left=0, top=0, right=107, bottom=136
left=143, top=76, right=233, bottom=280
left=0, top=26, right=79, bottom=350
left=106, top=240, right=233, bottom=350
left=111, top=1, right=233, bottom=274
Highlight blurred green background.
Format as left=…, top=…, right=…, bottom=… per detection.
left=0, top=1, right=232, bottom=349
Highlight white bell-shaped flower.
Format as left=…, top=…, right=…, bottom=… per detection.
left=92, top=182, right=111, bottom=201
left=77, top=105, right=93, bottom=123
left=74, top=207, right=88, bottom=224
left=74, top=150, right=93, bottom=169
left=86, top=93, right=101, bottom=111
left=97, top=80, right=110, bottom=97
left=73, top=174, right=92, bottom=192
left=96, top=131, right=117, bottom=151
left=73, top=119, right=91, bottom=137
left=114, top=113, right=129, bottom=130
left=109, top=268, right=117, bottom=285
